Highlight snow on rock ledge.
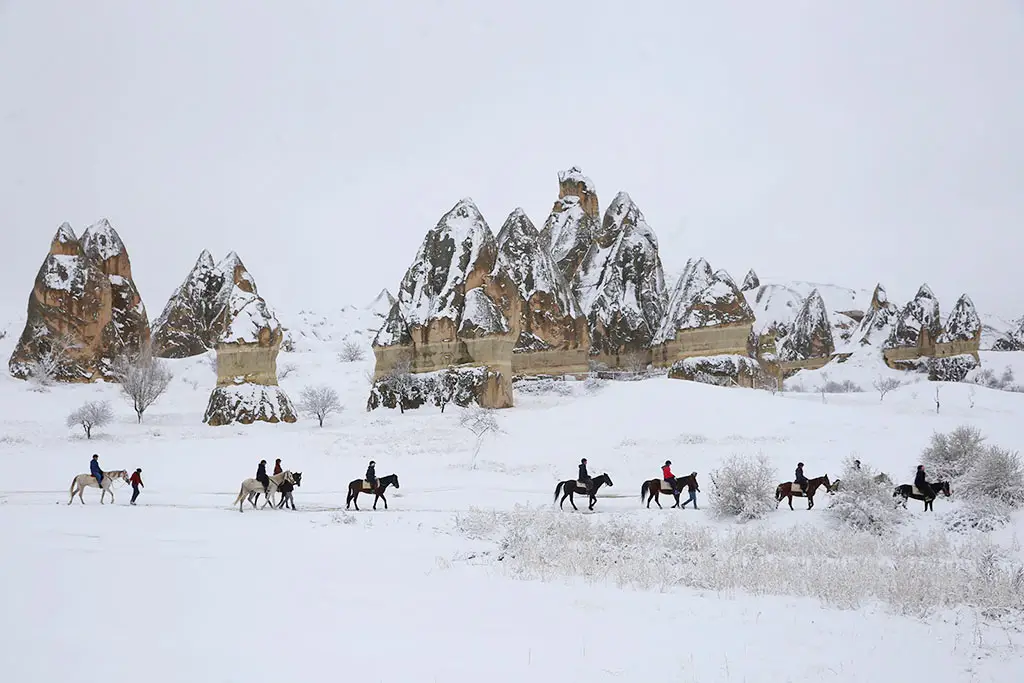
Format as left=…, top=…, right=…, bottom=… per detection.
left=668, top=354, right=775, bottom=389
left=203, top=384, right=297, bottom=426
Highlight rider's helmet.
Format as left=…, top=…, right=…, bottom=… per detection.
left=797, top=462, right=804, bottom=467
left=136, top=468, right=142, bottom=473
left=665, top=460, right=671, bottom=466
left=917, top=464, right=924, bottom=470
left=581, top=458, right=587, bottom=464
left=370, top=460, right=376, bottom=466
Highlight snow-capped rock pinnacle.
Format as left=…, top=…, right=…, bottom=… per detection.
left=540, top=167, right=601, bottom=283
left=777, top=289, right=835, bottom=362
left=741, top=269, right=760, bottom=292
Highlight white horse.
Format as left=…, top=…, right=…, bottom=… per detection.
left=68, top=469, right=129, bottom=505
left=233, top=470, right=295, bottom=512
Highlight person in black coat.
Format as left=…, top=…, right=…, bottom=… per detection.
left=256, top=460, right=270, bottom=494
left=578, top=458, right=592, bottom=491
left=794, top=462, right=808, bottom=492
left=365, top=460, right=378, bottom=491
left=914, top=465, right=933, bottom=501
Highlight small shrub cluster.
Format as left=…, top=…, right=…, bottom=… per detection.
left=968, top=365, right=1024, bottom=393
left=366, top=366, right=493, bottom=413
left=514, top=378, right=574, bottom=397
left=817, top=379, right=862, bottom=393
left=707, top=453, right=777, bottom=522
left=827, top=457, right=903, bottom=535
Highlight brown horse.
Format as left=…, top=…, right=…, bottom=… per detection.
left=554, top=473, right=613, bottom=511
left=345, top=473, right=400, bottom=511
left=641, top=473, right=698, bottom=509
left=775, top=474, right=832, bottom=511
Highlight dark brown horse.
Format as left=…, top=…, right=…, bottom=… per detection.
left=893, top=480, right=951, bottom=512
left=345, top=473, right=400, bottom=510
left=554, top=473, right=613, bottom=511
left=775, top=474, right=832, bottom=510
left=641, top=473, right=698, bottom=509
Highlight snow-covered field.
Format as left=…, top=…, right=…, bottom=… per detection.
left=2, top=322, right=1023, bottom=682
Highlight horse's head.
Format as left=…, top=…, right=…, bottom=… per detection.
left=820, top=474, right=832, bottom=492
left=936, top=481, right=951, bottom=497
left=391, top=474, right=400, bottom=489
left=601, top=473, right=613, bottom=487
left=117, top=470, right=129, bottom=481
left=292, top=472, right=302, bottom=487
left=282, top=471, right=295, bottom=484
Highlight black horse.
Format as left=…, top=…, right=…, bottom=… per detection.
left=276, top=471, right=303, bottom=510
left=554, top=473, right=614, bottom=511
left=346, top=473, right=400, bottom=511
left=893, top=480, right=951, bottom=512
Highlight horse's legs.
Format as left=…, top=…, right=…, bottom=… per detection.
left=589, top=494, right=596, bottom=511
left=807, top=495, right=814, bottom=510
left=788, top=494, right=794, bottom=511
left=352, top=491, right=360, bottom=511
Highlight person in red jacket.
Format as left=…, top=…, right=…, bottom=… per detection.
left=273, top=459, right=283, bottom=476
left=662, top=460, right=677, bottom=493
left=129, top=468, right=144, bottom=505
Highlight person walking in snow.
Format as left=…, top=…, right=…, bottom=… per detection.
left=662, top=460, right=677, bottom=493
left=273, top=458, right=283, bottom=476
left=90, top=454, right=103, bottom=486
left=256, top=460, right=270, bottom=495
left=914, top=465, right=934, bottom=501
left=794, top=462, right=808, bottom=492
left=578, top=458, right=592, bottom=492
left=680, top=472, right=700, bottom=510
left=365, top=460, right=377, bottom=491
left=129, top=468, right=144, bottom=505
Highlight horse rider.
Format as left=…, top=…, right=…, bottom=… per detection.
left=273, top=458, right=283, bottom=475
left=90, top=454, right=103, bottom=486
left=365, top=460, right=378, bottom=491
left=662, top=460, right=677, bottom=493
left=578, top=458, right=592, bottom=492
left=794, top=462, right=808, bottom=493
left=853, top=459, right=861, bottom=470
left=914, top=465, right=934, bottom=501
left=256, top=459, right=270, bottom=495
left=680, top=472, right=700, bottom=509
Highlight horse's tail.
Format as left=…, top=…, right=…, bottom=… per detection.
left=233, top=484, right=246, bottom=506
left=775, top=484, right=782, bottom=501
left=554, top=481, right=564, bottom=503
left=640, top=482, right=646, bottom=501
left=69, top=475, right=77, bottom=494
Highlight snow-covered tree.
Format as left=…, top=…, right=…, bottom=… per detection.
left=872, top=376, right=900, bottom=402
left=338, top=340, right=365, bottom=362
left=459, top=404, right=500, bottom=469
left=297, top=385, right=342, bottom=427
left=921, top=425, right=985, bottom=481
left=112, top=349, right=173, bottom=423
left=708, top=454, right=776, bottom=522
left=66, top=401, right=113, bottom=439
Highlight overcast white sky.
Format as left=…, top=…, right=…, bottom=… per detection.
left=1, top=1, right=1022, bottom=321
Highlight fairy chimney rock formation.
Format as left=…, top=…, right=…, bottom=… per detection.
left=652, top=257, right=755, bottom=366
left=572, top=191, right=668, bottom=363
left=847, top=283, right=900, bottom=349
left=495, top=208, right=589, bottom=375
left=152, top=250, right=221, bottom=358
left=371, top=198, right=520, bottom=408
left=9, top=220, right=148, bottom=382
left=886, top=284, right=942, bottom=351
left=541, top=167, right=601, bottom=283
left=202, top=254, right=296, bottom=426
left=776, top=289, right=835, bottom=362
left=741, top=269, right=760, bottom=292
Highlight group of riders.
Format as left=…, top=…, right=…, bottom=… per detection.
left=576, top=457, right=701, bottom=507
left=793, top=459, right=939, bottom=501
left=253, top=458, right=380, bottom=495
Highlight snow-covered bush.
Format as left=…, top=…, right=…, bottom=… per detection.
left=872, top=376, right=901, bottom=402
left=338, top=340, right=366, bottom=363
left=828, top=457, right=902, bottom=535
left=297, top=384, right=342, bottom=427
left=112, top=351, right=173, bottom=423
left=455, top=508, right=1024, bottom=618
left=944, top=497, right=1014, bottom=533
left=959, top=446, right=1024, bottom=508
left=707, top=453, right=776, bottom=522
left=818, top=379, right=862, bottom=393
left=921, top=424, right=986, bottom=481
left=66, top=401, right=113, bottom=439
left=968, top=365, right=1024, bottom=393
left=514, top=378, right=573, bottom=397
left=583, top=377, right=606, bottom=395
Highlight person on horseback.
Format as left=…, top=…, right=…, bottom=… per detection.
left=662, top=460, right=677, bottom=493
left=680, top=471, right=700, bottom=509
left=256, top=459, right=270, bottom=495
left=578, top=458, right=592, bottom=492
left=273, top=458, right=283, bottom=475
left=90, top=454, right=103, bottom=486
left=854, top=459, right=861, bottom=470
left=366, top=460, right=378, bottom=491
left=914, top=465, right=934, bottom=501
left=794, top=462, right=808, bottom=492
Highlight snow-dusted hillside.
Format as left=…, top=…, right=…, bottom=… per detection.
left=745, top=280, right=869, bottom=344
left=278, top=289, right=394, bottom=353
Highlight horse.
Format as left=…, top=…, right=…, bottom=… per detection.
left=641, top=473, right=698, bottom=509
left=345, top=473, right=400, bottom=511
left=874, top=472, right=893, bottom=486
left=775, top=474, right=832, bottom=511
left=67, top=469, right=129, bottom=505
left=232, top=471, right=295, bottom=512
left=893, top=480, right=951, bottom=512
left=554, top=473, right=614, bottom=511
left=248, top=472, right=303, bottom=509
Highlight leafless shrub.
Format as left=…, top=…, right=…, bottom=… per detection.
left=708, top=453, right=777, bottom=522
left=297, top=384, right=342, bottom=427
left=278, top=362, right=298, bottom=380
left=112, top=348, right=173, bottom=423
left=66, top=401, right=113, bottom=439
left=338, top=340, right=366, bottom=362
left=459, top=404, right=501, bottom=469
left=872, top=376, right=901, bottom=402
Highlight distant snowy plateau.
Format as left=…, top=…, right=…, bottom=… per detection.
left=0, top=278, right=1022, bottom=683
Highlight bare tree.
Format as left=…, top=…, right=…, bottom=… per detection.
left=66, top=400, right=113, bottom=439
left=113, top=349, right=173, bottom=423
left=297, top=384, right=342, bottom=427
left=621, top=350, right=648, bottom=377
left=338, top=340, right=366, bottom=362
left=278, top=362, right=298, bottom=379
left=458, top=404, right=500, bottom=469
left=385, top=356, right=415, bottom=414
left=27, top=331, right=79, bottom=390
left=934, top=386, right=941, bottom=414
left=872, top=376, right=901, bottom=403
left=968, top=385, right=977, bottom=409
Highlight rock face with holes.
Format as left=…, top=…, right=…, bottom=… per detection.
left=9, top=220, right=149, bottom=382
left=572, top=191, right=668, bottom=364
left=652, top=257, right=755, bottom=370
left=776, top=289, right=835, bottom=364
left=540, top=167, right=601, bottom=284
left=495, top=208, right=589, bottom=376
left=371, top=198, right=521, bottom=409
left=202, top=254, right=296, bottom=426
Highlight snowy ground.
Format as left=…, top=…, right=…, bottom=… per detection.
left=2, top=325, right=1023, bottom=682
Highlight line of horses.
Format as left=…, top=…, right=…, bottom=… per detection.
left=66, top=467, right=951, bottom=514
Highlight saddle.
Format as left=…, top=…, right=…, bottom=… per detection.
left=576, top=480, right=591, bottom=490
left=911, top=485, right=930, bottom=497
left=791, top=482, right=804, bottom=493
left=360, top=479, right=377, bottom=492
left=659, top=480, right=677, bottom=493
